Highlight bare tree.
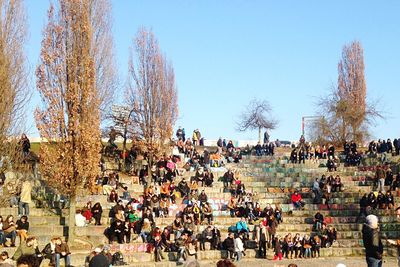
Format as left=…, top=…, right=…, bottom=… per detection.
left=237, top=98, right=277, bottom=143
left=88, top=0, right=118, bottom=119
left=35, top=0, right=101, bottom=242
left=312, top=41, right=383, bottom=145
left=0, top=0, right=30, bottom=171
left=126, top=28, right=178, bottom=167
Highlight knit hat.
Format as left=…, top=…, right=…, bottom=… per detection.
left=366, top=214, right=379, bottom=229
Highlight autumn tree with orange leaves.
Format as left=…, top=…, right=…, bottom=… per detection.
left=312, top=41, right=382, bottom=145
left=0, top=0, right=30, bottom=172
left=126, top=28, right=178, bottom=167
left=35, top=0, right=101, bottom=242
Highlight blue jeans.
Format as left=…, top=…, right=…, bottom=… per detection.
left=293, top=201, right=304, bottom=209
left=236, top=251, right=242, bottom=261
left=304, top=248, right=311, bottom=258
left=140, top=231, right=149, bottom=242
left=55, top=253, right=71, bottom=267
left=18, top=202, right=30, bottom=216
left=366, top=257, right=382, bottom=267
left=0, top=231, right=4, bottom=244
left=4, top=231, right=16, bottom=245
left=174, top=230, right=182, bottom=240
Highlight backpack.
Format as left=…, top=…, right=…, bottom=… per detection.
left=112, top=251, right=126, bottom=266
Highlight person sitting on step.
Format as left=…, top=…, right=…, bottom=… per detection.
left=12, top=236, right=42, bottom=265
left=42, top=237, right=58, bottom=266
left=235, top=217, right=249, bottom=239
left=327, top=156, right=337, bottom=172
left=54, top=238, right=71, bottom=267
left=314, top=212, right=324, bottom=231
left=199, top=226, right=213, bottom=251
left=331, top=175, right=343, bottom=192
left=222, top=232, right=235, bottom=261
left=16, top=216, right=29, bottom=243
left=291, top=191, right=305, bottom=210
left=2, top=215, right=17, bottom=247
left=312, top=235, right=321, bottom=258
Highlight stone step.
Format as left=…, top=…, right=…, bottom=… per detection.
left=0, top=207, right=60, bottom=217
left=257, top=196, right=400, bottom=205
left=68, top=247, right=370, bottom=265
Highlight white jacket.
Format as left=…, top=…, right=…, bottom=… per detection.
left=20, top=181, right=32, bottom=203
left=234, top=237, right=244, bottom=252
left=75, top=214, right=86, bottom=227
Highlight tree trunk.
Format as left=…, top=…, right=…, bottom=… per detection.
left=68, top=194, right=76, bottom=243
left=258, top=127, right=262, bottom=143
left=122, top=124, right=128, bottom=172
left=147, top=151, right=153, bottom=187
left=341, top=117, right=346, bottom=145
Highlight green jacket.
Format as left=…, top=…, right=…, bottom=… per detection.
left=12, top=243, right=39, bottom=260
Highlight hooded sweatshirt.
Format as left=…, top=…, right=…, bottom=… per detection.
left=362, top=222, right=383, bottom=259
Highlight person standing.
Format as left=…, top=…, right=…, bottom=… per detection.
left=387, top=207, right=400, bottom=266
left=362, top=214, right=383, bottom=267
left=234, top=232, right=244, bottom=262
left=19, top=134, right=30, bottom=156
left=192, top=130, right=198, bottom=146
left=264, top=131, right=270, bottom=144
left=256, top=222, right=268, bottom=258
left=19, top=179, right=32, bottom=217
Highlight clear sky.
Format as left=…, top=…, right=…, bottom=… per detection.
left=24, top=0, right=400, bottom=141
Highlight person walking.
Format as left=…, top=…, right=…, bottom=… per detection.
left=362, top=214, right=383, bottom=267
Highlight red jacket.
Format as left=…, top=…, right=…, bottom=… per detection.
left=291, top=193, right=302, bottom=203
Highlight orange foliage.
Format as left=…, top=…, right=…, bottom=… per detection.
left=35, top=0, right=101, bottom=197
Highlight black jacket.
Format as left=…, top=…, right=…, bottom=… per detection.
left=89, top=253, right=110, bottom=267
left=362, top=224, right=383, bottom=259
left=223, top=237, right=235, bottom=250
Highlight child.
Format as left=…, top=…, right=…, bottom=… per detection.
left=273, top=236, right=283, bottom=260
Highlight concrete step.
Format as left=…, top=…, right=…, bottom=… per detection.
left=68, top=246, right=370, bottom=265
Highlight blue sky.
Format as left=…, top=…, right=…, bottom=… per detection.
left=24, top=0, right=400, bottom=141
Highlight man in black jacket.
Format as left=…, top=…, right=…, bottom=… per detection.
left=362, top=214, right=383, bottom=267
left=223, top=232, right=235, bottom=260
left=108, top=220, right=125, bottom=244
left=89, top=249, right=110, bottom=267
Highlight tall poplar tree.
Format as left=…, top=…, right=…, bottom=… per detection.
left=35, top=0, right=101, bottom=242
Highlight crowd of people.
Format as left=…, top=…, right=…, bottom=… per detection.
left=4, top=132, right=400, bottom=267
left=311, top=175, right=344, bottom=208
left=0, top=234, right=71, bottom=267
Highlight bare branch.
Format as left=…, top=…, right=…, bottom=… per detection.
left=236, top=98, right=277, bottom=132
left=311, top=41, right=384, bottom=145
